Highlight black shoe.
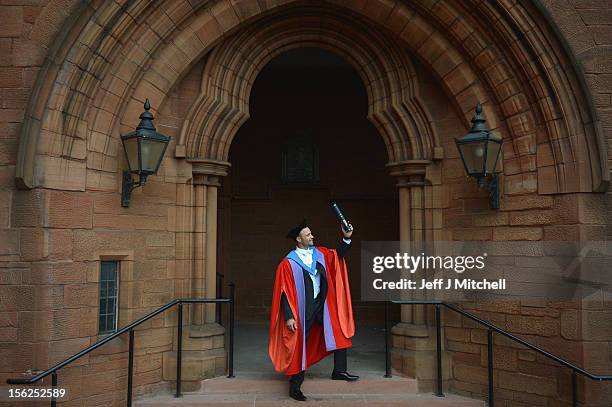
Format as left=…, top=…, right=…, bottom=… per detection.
left=331, top=371, right=359, bottom=381
left=289, top=389, right=307, bottom=401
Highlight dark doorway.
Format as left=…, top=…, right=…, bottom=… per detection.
left=219, top=47, right=398, bottom=323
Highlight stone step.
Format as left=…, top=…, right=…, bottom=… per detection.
left=197, top=371, right=418, bottom=395
left=135, top=393, right=485, bottom=406
left=134, top=373, right=485, bottom=406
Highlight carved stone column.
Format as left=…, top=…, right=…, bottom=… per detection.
left=163, top=159, right=230, bottom=390
left=388, top=160, right=429, bottom=332
left=190, top=174, right=219, bottom=325
left=191, top=159, right=230, bottom=326
left=387, top=160, right=449, bottom=389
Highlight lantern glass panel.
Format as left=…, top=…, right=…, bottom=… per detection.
left=123, top=137, right=139, bottom=173
left=459, top=140, right=487, bottom=176
left=140, top=138, right=166, bottom=173
left=485, top=140, right=502, bottom=175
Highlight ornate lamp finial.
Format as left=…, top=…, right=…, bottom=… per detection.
left=137, top=98, right=155, bottom=131
left=470, top=102, right=487, bottom=132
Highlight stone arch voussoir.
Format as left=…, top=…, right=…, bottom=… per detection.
left=177, top=6, right=438, bottom=165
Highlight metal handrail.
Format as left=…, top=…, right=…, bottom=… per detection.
left=385, top=300, right=612, bottom=407
left=8, top=299, right=178, bottom=384
left=440, top=301, right=612, bottom=381
left=6, top=286, right=236, bottom=407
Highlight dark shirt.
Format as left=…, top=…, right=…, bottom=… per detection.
left=281, top=240, right=351, bottom=322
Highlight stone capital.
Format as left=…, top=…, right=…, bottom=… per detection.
left=386, top=160, right=430, bottom=187
left=189, top=158, right=231, bottom=186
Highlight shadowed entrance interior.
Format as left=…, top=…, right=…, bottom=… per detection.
left=218, top=47, right=399, bottom=373
left=219, top=47, right=399, bottom=323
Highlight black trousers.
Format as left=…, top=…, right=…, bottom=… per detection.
left=289, top=320, right=348, bottom=390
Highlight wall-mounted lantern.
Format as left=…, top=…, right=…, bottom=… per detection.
left=120, top=99, right=170, bottom=207
left=455, top=103, right=503, bottom=209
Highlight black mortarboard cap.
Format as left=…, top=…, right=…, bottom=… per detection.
left=286, top=219, right=308, bottom=240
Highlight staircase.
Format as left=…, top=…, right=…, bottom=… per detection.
left=134, top=372, right=485, bottom=406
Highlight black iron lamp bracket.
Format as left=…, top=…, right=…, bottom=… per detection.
left=478, top=173, right=500, bottom=209
left=121, top=171, right=147, bottom=208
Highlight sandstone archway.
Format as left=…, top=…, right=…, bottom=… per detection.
left=176, top=6, right=438, bottom=166
left=15, top=0, right=609, bottom=194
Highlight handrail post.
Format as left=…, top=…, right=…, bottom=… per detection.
left=127, top=329, right=134, bottom=407
left=487, top=328, right=494, bottom=407
left=228, top=282, right=235, bottom=378
left=176, top=303, right=183, bottom=398
left=217, top=274, right=224, bottom=324
left=51, top=371, right=57, bottom=407
left=572, top=370, right=577, bottom=407
left=435, top=304, right=443, bottom=397
left=384, top=301, right=391, bottom=378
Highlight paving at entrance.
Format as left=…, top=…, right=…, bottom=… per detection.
left=233, top=321, right=387, bottom=376
left=136, top=322, right=484, bottom=406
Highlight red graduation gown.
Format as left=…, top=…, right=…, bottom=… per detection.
left=268, top=246, right=354, bottom=376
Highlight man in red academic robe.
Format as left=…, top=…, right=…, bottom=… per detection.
left=269, top=220, right=359, bottom=401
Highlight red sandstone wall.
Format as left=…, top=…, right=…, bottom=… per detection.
left=0, top=2, right=184, bottom=404
left=0, top=1, right=611, bottom=407
left=441, top=2, right=612, bottom=405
